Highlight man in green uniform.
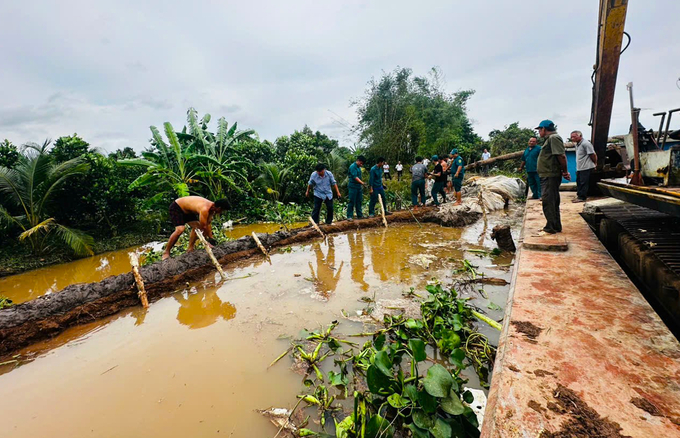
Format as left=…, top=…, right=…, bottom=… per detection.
left=519, top=137, right=542, bottom=199
left=346, top=155, right=366, bottom=220
left=368, top=157, right=389, bottom=217
left=450, top=148, right=465, bottom=206
left=535, top=120, right=571, bottom=234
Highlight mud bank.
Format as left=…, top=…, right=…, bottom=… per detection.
left=0, top=206, right=484, bottom=357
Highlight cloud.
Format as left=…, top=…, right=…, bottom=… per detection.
left=0, top=0, right=678, bottom=153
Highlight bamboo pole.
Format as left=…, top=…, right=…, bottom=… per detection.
left=378, top=195, right=388, bottom=228
left=194, top=228, right=227, bottom=280
left=251, top=232, right=271, bottom=261
left=128, top=252, right=149, bottom=308
left=308, top=216, right=326, bottom=239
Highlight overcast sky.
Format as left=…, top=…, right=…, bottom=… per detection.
left=1, top=0, right=679, bottom=153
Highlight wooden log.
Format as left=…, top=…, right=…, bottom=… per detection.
left=378, top=195, right=388, bottom=228
left=308, top=216, right=326, bottom=239
left=465, top=150, right=524, bottom=171
left=490, top=225, right=516, bottom=252
left=194, top=228, right=227, bottom=280
left=251, top=232, right=271, bottom=261
left=128, top=252, right=149, bottom=308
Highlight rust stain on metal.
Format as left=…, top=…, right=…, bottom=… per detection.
left=511, top=320, right=542, bottom=339
left=481, top=200, right=680, bottom=437
left=539, top=384, right=631, bottom=438
left=631, top=397, right=662, bottom=416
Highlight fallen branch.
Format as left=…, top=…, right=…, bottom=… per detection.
left=194, top=229, right=227, bottom=280
left=128, top=252, right=149, bottom=308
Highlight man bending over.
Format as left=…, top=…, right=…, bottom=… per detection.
left=163, top=196, right=229, bottom=260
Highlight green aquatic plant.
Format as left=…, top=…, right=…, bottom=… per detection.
left=0, top=295, right=14, bottom=309
left=272, top=284, right=498, bottom=437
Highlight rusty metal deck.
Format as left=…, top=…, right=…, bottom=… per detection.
left=597, top=202, right=680, bottom=277
left=598, top=180, right=680, bottom=217
left=481, top=199, right=680, bottom=437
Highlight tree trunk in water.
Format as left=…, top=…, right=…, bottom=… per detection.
left=491, top=225, right=516, bottom=252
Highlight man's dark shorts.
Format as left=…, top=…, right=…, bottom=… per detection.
left=452, top=177, right=463, bottom=192
left=169, top=201, right=198, bottom=227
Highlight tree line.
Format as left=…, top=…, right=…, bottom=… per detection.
left=0, top=66, right=537, bottom=258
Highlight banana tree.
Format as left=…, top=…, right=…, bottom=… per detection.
left=120, top=121, right=223, bottom=199
left=180, top=108, right=255, bottom=199
left=0, top=141, right=94, bottom=256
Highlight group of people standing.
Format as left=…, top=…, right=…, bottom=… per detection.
left=159, top=120, right=594, bottom=260
left=520, top=119, right=597, bottom=235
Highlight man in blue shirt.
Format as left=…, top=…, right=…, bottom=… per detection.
left=306, top=163, right=342, bottom=225
left=346, top=155, right=366, bottom=220
left=368, top=157, right=390, bottom=217
left=519, top=137, right=542, bottom=199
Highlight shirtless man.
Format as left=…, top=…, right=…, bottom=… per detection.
left=163, top=196, right=229, bottom=260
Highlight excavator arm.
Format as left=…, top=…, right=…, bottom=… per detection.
left=590, top=0, right=629, bottom=163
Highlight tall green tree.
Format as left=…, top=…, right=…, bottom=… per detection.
left=0, top=139, right=19, bottom=169
left=487, top=122, right=536, bottom=156
left=353, top=67, right=480, bottom=163
left=0, top=141, right=94, bottom=255
left=50, top=134, right=90, bottom=163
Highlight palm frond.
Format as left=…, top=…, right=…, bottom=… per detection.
left=54, top=224, right=94, bottom=256
left=0, top=203, right=25, bottom=229
left=19, top=217, right=55, bottom=240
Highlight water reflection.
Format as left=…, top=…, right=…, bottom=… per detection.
left=175, top=288, right=236, bottom=329
left=307, top=237, right=344, bottom=298
left=0, top=250, right=140, bottom=304
left=346, top=232, right=368, bottom=292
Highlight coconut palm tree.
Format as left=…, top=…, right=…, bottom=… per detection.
left=0, top=141, right=94, bottom=256
left=255, top=162, right=291, bottom=202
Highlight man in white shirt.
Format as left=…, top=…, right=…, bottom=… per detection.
left=481, top=148, right=491, bottom=175
left=570, top=130, right=597, bottom=202
left=383, top=162, right=391, bottom=180
left=395, top=161, right=404, bottom=181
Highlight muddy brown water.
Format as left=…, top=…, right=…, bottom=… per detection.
left=0, top=223, right=306, bottom=305
left=0, top=219, right=518, bottom=438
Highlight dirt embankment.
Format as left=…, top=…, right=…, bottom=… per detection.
left=0, top=206, right=483, bottom=358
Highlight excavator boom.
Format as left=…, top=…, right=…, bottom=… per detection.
left=590, top=0, right=628, bottom=160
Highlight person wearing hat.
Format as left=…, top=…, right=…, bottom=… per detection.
left=535, top=120, right=570, bottom=234
left=429, top=155, right=447, bottom=206
left=450, top=149, right=465, bottom=206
